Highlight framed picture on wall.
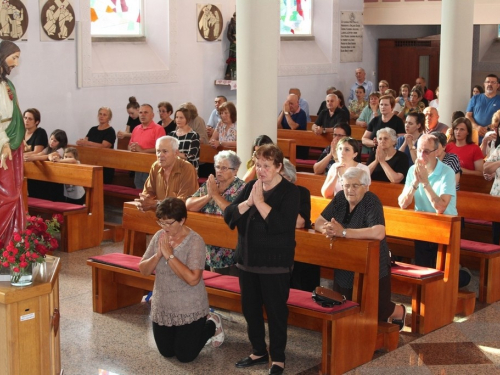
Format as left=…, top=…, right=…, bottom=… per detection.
left=40, top=0, right=75, bottom=41
left=197, top=4, right=222, bottom=42
left=0, top=0, right=29, bottom=42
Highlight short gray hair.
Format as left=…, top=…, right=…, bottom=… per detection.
left=281, top=158, right=297, bottom=183
left=213, top=150, right=241, bottom=171
left=418, top=134, right=439, bottom=150
left=156, top=136, right=179, bottom=151
left=341, top=167, right=370, bottom=186
left=376, top=127, right=397, bottom=142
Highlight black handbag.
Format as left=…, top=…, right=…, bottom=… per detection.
left=312, top=286, right=346, bottom=307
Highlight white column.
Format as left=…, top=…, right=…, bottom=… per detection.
left=236, top=0, right=280, bottom=178
left=438, top=0, right=474, bottom=125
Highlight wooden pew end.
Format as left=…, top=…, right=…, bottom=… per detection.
left=376, top=322, right=400, bottom=352
left=456, top=290, right=476, bottom=316
left=103, top=222, right=125, bottom=242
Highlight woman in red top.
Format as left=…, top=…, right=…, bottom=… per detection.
left=445, top=117, right=483, bottom=176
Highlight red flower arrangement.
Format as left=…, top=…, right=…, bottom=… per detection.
left=0, top=214, right=62, bottom=283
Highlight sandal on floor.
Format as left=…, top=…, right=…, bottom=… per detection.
left=208, top=312, right=224, bottom=348
left=392, top=304, right=406, bottom=332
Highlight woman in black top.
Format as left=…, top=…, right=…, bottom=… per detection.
left=224, top=144, right=299, bottom=374
left=23, top=108, right=48, bottom=156
left=158, top=101, right=176, bottom=135
left=76, top=107, right=116, bottom=183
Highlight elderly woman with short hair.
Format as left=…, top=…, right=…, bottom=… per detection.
left=367, top=127, right=409, bottom=183
left=186, top=150, right=245, bottom=275
left=315, top=167, right=406, bottom=329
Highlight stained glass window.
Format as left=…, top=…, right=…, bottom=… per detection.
left=90, top=0, right=143, bottom=37
left=280, top=0, right=312, bottom=36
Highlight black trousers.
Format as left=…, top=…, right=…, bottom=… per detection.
left=152, top=317, right=215, bottom=363
left=414, top=240, right=438, bottom=268
left=334, top=273, right=395, bottom=321
left=239, top=269, right=290, bottom=363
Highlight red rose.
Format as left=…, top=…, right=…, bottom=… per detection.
left=2, top=262, right=9, bottom=268
left=25, top=229, right=32, bottom=236
left=8, top=256, right=15, bottom=263
left=31, top=253, right=39, bottom=259
left=49, top=238, right=59, bottom=249
left=19, top=261, right=28, bottom=268
left=12, top=267, right=19, bottom=273
left=53, top=214, right=64, bottom=224
left=2, top=251, right=8, bottom=257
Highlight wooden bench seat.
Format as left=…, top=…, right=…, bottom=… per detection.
left=88, top=220, right=392, bottom=375
left=24, top=161, right=104, bottom=252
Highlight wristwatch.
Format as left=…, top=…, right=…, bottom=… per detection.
left=284, top=111, right=290, bottom=115
left=342, top=229, right=347, bottom=238
left=165, top=254, right=175, bottom=264
left=322, top=127, right=326, bottom=134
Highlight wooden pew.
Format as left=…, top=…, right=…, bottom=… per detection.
left=24, top=162, right=104, bottom=252
left=297, top=173, right=499, bottom=304
left=309, top=195, right=462, bottom=334
left=92, top=209, right=390, bottom=375
left=460, top=174, right=492, bottom=194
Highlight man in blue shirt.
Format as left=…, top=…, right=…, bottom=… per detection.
left=466, top=74, right=500, bottom=138
left=289, top=88, right=310, bottom=122
left=277, top=94, right=307, bottom=130
left=347, top=67, right=374, bottom=105
left=206, top=95, right=227, bottom=137
left=398, top=134, right=457, bottom=267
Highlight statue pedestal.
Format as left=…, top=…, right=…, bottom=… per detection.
left=0, top=256, right=62, bottom=375
left=214, top=79, right=237, bottom=90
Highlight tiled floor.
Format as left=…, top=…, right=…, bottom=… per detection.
left=55, top=240, right=500, bottom=375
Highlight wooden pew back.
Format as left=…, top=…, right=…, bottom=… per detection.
left=73, top=145, right=155, bottom=173
left=24, top=161, right=104, bottom=252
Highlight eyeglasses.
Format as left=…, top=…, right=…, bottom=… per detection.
left=417, top=148, right=437, bottom=155
left=484, top=81, right=498, bottom=85
left=214, top=165, right=235, bottom=172
left=343, top=183, right=365, bottom=190
left=156, top=219, right=176, bottom=227
left=333, top=133, right=346, bottom=138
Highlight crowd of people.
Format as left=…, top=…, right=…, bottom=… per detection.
left=14, top=46, right=500, bottom=372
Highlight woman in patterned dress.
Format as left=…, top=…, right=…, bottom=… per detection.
left=208, top=101, right=237, bottom=149
left=186, top=150, right=245, bottom=275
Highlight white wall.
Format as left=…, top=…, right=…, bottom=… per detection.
left=14, top=0, right=236, bottom=143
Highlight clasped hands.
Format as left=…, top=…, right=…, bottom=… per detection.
left=135, top=193, right=157, bottom=211
left=413, top=159, right=430, bottom=186
left=246, top=179, right=265, bottom=207
left=322, top=218, right=344, bottom=239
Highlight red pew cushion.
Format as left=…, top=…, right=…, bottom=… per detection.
left=460, top=239, right=500, bottom=254
left=391, top=262, right=444, bottom=280
left=28, top=197, right=85, bottom=212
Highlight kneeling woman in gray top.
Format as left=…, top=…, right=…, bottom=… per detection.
left=139, top=197, right=224, bottom=362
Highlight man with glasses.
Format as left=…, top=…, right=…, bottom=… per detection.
left=136, top=136, right=198, bottom=211
left=466, top=74, right=500, bottom=138
left=398, top=134, right=457, bottom=267
left=312, top=94, right=349, bottom=135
